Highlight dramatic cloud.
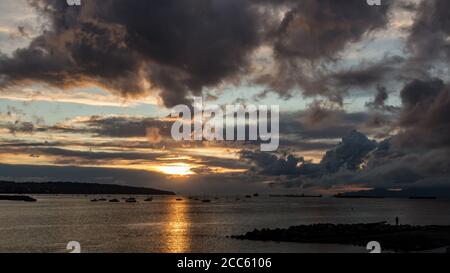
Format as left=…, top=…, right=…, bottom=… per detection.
left=407, top=0, right=450, bottom=63
left=1, top=0, right=449, bottom=195
left=395, top=78, right=450, bottom=148
left=320, top=130, right=377, bottom=173
left=0, top=0, right=396, bottom=107
left=330, top=56, right=404, bottom=91
left=366, top=86, right=389, bottom=109
left=365, top=85, right=399, bottom=112
left=75, top=115, right=173, bottom=139
left=242, top=131, right=376, bottom=176
left=244, top=129, right=450, bottom=192
left=272, top=0, right=392, bottom=60
left=279, top=102, right=394, bottom=142
left=257, top=0, right=394, bottom=101
left=0, top=0, right=262, bottom=106
left=311, top=77, right=450, bottom=190
left=240, top=150, right=302, bottom=176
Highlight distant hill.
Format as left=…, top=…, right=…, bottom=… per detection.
left=335, top=188, right=450, bottom=199
left=0, top=181, right=175, bottom=195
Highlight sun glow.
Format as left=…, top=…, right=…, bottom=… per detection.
left=153, top=164, right=195, bottom=176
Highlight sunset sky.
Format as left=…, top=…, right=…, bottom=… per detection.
left=0, top=0, right=449, bottom=195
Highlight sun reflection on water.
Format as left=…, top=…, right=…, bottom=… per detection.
left=163, top=199, right=191, bottom=253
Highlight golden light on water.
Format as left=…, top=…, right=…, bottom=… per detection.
left=163, top=200, right=191, bottom=253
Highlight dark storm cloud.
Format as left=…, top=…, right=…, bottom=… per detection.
left=278, top=139, right=335, bottom=151
left=395, top=78, right=450, bottom=148
left=365, top=85, right=399, bottom=112
left=407, top=0, right=450, bottom=63
left=308, top=76, right=450, bottom=189
left=242, top=126, right=450, bottom=191
left=271, top=0, right=392, bottom=60
left=257, top=0, right=394, bottom=101
left=309, top=77, right=450, bottom=189
left=0, top=0, right=396, bottom=106
left=320, top=130, right=377, bottom=173
left=240, top=150, right=302, bottom=176
left=241, top=131, right=376, bottom=177
left=0, top=0, right=262, bottom=107
left=399, top=79, right=445, bottom=112
left=330, top=56, right=404, bottom=90
left=310, top=79, right=450, bottom=189
left=317, top=145, right=450, bottom=190
left=273, top=55, right=406, bottom=105
left=367, top=86, right=389, bottom=109
left=279, top=103, right=394, bottom=141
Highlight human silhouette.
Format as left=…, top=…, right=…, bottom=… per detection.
left=395, top=216, right=399, bottom=226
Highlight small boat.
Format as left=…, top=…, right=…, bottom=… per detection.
left=125, top=198, right=137, bottom=203
left=109, top=199, right=120, bottom=203
left=253, top=193, right=259, bottom=197
left=202, top=199, right=211, bottom=203
left=98, top=198, right=107, bottom=202
left=176, top=198, right=183, bottom=201
left=245, top=195, right=252, bottom=198
left=91, top=199, right=98, bottom=202
left=144, top=197, right=153, bottom=202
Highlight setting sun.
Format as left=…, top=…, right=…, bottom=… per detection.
left=154, top=164, right=195, bottom=176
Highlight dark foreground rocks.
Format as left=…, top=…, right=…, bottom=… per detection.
left=0, top=195, right=37, bottom=202
left=231, top=222, right=450, bottom=252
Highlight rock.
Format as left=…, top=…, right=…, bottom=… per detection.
left=0, top=195, right=37, bottom=202
left=231, top=222, right=450, bottom=252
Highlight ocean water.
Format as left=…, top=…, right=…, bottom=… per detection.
left=1, top=195, right=450, bottom=253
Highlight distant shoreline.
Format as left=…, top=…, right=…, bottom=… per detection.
left=0, top=181, right=176, bottom=196
left=333, top=188, right=450, bottom=199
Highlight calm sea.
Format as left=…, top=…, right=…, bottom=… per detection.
left=1, top=196, right=450, bottom=253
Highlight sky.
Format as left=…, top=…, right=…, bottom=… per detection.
left=0, top=0, right=449, bottom=195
